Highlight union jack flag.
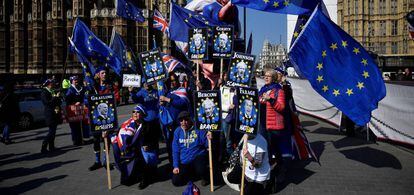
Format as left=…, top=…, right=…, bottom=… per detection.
left=161, top=53, right=190, bottom=73
left=153, top=9, right=169, bottom=36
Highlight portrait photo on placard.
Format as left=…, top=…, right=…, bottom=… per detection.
left=226, top=52, right=256, bottom=87
left=212, top=26, right=233, bottom=58
left=88, top=94, right=118, bottom=133
left=188, top=28, right=209, bottom=60
left=194, top=90, right=221, bottom=131
left=235, top=87, right=259, bottom=135
left=139, top=48, right=166, bottom=84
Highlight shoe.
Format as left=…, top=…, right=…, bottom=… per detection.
left=103, top=162, right=114, bottom=170
left=201, top=179, right=209, bottom=187
left=88, top=162, right=103, bottom=171
left=4, top=139, right=12, bottom=145
left=138, top=180, right=149, bottom=190
left=49, top=141, right=56, bottom=152
left=41, top=142, right=48, bottom=154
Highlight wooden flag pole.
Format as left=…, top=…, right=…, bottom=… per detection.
left=208, top=133, right=214, bottom=191
left=196, top=60, right=200, bottom=90
left=104, top=138, right=112, bottom=190
left=240, top=134, right=248, bottom=195
left=220, top=58, right=224, bottom=81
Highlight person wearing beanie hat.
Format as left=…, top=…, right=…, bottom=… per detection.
left=40, top=78, right=62, bottom=153
left=65, top=75, right=90, bottom=146
left=171, top=111, right=212, bottom=187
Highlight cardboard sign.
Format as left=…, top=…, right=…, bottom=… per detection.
left=226, top=52, right=256, bottom=87
left=194, top=90, right=222, bottom=131
left=235, top=87, right=259, bottom=135
left=122, top=74, right=141, bottom=87
left=65, top=105, right=87, bottom=123
left=212, top=26, right=233, bottom=58
left=139, top=48, right=166, bottom=85
left=88, top=94, right=118, bottom=133
left=188, top=28, right=209, bottom=60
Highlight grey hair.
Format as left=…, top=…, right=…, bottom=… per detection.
left=264, top=69, right=278, bottom=82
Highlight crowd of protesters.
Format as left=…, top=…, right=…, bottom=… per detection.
left=0, top=63, right=310, bottom=194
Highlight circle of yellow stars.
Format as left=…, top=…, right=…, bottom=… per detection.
left=316, top=40, right=369, bottom=98
left=196, top=98, right=220, bottom=121
left=90, top=99, right=115, bottom=122
left=263, top=0, right=290, bottom=7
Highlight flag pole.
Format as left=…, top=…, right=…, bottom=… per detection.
left=104, top=138, right=112, bottom=190
left=240, top=134, right=248, bottom=195
left=196, top=60, right=200, bottom=90
left=220, top=58, right=224, bottom=81
left=243, top=7, right=246, bottom=49
left=208, top=133, right=214, bottom=191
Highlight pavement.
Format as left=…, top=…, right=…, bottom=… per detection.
left=1, top=104, right=414, bottom=195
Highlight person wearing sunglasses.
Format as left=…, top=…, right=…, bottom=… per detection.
left=111, top=104, right=157, bottom=189
left=171, top=111, right=212, bottom=187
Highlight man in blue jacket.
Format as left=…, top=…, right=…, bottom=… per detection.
left=171, top=111, right=212, bottom=186
left=159, top=74, right=191, bottom=165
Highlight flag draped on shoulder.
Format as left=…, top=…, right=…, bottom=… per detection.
left=71, top=19, right=122, bottom=76
left=109, top=29, right=138, bottom=73
left=169, top=3, right=222, bottom=42
left=231, top=0, right=319, bottom=15
left=68, top=38, right=96, bottom=86
left=153, top=9, right=169, bottom=36
left=116, top=0, right=145, bottom=22
left=289, top=5, right=386, bottom=126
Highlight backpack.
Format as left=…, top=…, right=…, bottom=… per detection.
left=182, top=181, right=200, bottom=195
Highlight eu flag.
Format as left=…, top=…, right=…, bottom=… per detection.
left=231, top=0, right=319, bottom=15
left=116, top=0, right=145, bottom=23
left=289, top=6, right=386, bottom=125
left=71, top=19, right=122, bottom=76
left=68, top=38, right=96, bottom=87
left=109, top=29, right=138, bottom=73
left=169, top=3, right=222, bottom=42
left=290, top=1, right=328, bottom=48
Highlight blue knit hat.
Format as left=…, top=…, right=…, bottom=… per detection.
left=69, top=75, right=79, bottom=82
left=134, top=104, right=147, bottom=116
left=95, top=66, right=106, bottom=73
left=42, top=79, right=55, bottom=86
left=275, top=67, right=287, bottom=76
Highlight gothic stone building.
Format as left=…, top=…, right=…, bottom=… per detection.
left=0, top=0, right=171, bottom=79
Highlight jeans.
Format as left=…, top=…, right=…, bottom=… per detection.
left=222, top=120, right=233, bottom=155
left=44, top=125, right=57, bottom=144
left=69, top=121, right=90, bottom=143
left=2, top=123, right=10, bottom=140
left=171, top=154, right=209, bottom=186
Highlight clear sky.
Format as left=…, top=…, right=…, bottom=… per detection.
left=238, top=7, right=287, bottom=58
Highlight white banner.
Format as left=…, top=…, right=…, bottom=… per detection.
left=122, top=74, right=141, bottom=87
left=286, top=78, right=414, bottom=146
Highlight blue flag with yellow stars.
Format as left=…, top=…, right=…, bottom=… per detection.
left=71, top=19, right=122, bottom=76
left=290, top=0, right=328, bottom=48
left=169, top=3, right=222, bottom=42
left=68, top=38, right=96, bottom=87
left=289, top=5, right=386, bottom=126
left=116, top=0, right=145, bottom=23
left=109, top=29, right=137, bottom=73
left=231, top=0, right=319, bottom=15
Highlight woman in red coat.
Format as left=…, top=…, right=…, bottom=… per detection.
left=259, top=69, right=291, bottom=186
